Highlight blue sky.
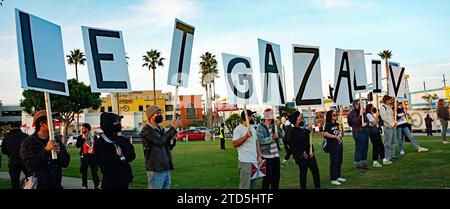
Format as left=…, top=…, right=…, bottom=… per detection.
left=1, top=0, right=449, bottom=105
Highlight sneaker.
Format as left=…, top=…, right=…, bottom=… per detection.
left=373, top=161, right=382, bottom=168
left=337, top=178, right=346, bottom=182
left=383, top=159, right=393, bottom=165
left=400, top=150, right=405, bottom=155
left=82, top=186, right=88, bottom=189
left=443, top=141, right=449, bottom=144
left=331, top=180, right=342, bottom=186
left=417, top=147, right=429, bottom=152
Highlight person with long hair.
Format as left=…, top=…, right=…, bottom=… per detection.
left=437, top=99, right=450, bottom=144
left=366, top=105, right=385, bottom=168
left=395, top=101, right=429, bottom=154
left=321, top=110, right=346, bottom=186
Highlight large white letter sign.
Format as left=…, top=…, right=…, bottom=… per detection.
left=222, top=53, right=258, bottom=105
left=82, top=26, right=131, bottom=93
left=333, top=48, right=354, bottom=105
left=167, top=19, right=195, bottom=87
left=389, top=66, right=406, bottom=98
left=372, top=60, right=382, bottom=94
left=348, top=50, right=368, bottom=93
left=15, top=9, right=69, bottom=96
left=292, top=44, right=324, bottom=106
left=258, top=39, right=286, bottom=105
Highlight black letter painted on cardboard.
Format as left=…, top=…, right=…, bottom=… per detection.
left=19, top=11, right=65, bottom=92
left=353, top=71, right=366, bottom=91
left=88, top=29, right=127, bottom=89
left=372, top=60, right=382, bottom=93
left=390, top=66, right=405, bottom=97
left=175, top=22, right=195, bottom=85
left=263, top=44, right=285, bottom=104
left=334, top=52, right=354, bottom=103
left=293, top=47, right=321, bottom=105
left=227, top=58, right=254, bottom=99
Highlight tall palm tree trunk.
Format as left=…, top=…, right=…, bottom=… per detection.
left=205, top=86, right=210, bottom=128
left=208, top=83, right=213, bottom=128
left=385, top=59, right=389, bottom=95
left=75, top=64, right=79, bottom=82
left=75, top=63, right=80, bottom=134
left=153, top=68, right=157, bottom=105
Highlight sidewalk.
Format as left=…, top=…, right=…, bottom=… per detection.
left=0, top=172, right=94, bottom=189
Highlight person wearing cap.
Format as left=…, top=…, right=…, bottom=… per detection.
left=379, top=95, right=396, bottom=164
left=95, top=112, right=136, bottom=189
left=19, top=110, right=71, bottom=189
left=233, top=109, right=262, bottom=189
left=256, top=108, right=282, bottom=189
left=1, top=122, right=29, bottom=189
left=141, top=105, right=180, bottom=189
left=347, top=100, right=369, bottom=173
left=76, top=123, right=100, bottom=189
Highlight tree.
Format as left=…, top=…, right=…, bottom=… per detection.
left=199, top=52, right=219, bottom=129
left=20, top=79, right=101, bottom=145
left=66, top=49, right=87, bottom=134
left=142, top=50, right=165, bottom=105
left=225, top=113, right=242, bottom=134
left=66, top=49, right=86, bottom=82
left=378, top=50, right=393, bottom=95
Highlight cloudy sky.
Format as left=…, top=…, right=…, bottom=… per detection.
left=0, top=0, right=449, bottom=105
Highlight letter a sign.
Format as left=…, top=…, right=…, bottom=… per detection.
left=15, top=9, right=69, bottom=96
left=258, top=39, right=286, bottom=106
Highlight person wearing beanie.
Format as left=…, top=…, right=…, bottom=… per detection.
left=95, top=112, right=136, bottom=189
left=141, top=105, right=180, bottom=189
left=19, top=110, right=71, bottom=189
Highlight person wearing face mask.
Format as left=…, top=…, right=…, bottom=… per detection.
left=76, top=123, right=100, bottom=189
left=287, top=111, right=320, bottom=189
left=94, top=112, right=136, bottom=189
left=141, top=106, right=180, bottom=189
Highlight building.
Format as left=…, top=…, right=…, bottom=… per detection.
left=179, top=95, right=203, bottom=129
left=0, top=105, right=23, bottom=135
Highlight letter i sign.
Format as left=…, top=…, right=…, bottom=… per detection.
left=251, top=160, right=266, bottom=180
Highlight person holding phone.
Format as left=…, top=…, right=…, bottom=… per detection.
left=141, top=106, right=180, bottom=189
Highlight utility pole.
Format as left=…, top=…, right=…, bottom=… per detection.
left=443, top=74, right=447, bottom=87
left=423, top=81, right=426, bottom=91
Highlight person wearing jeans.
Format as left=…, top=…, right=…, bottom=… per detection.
left=437, top=99, right=450, bottom=144
left=348, top=100, right=369, bottom=173
left=322, top=110, right=346, bottom=186
left=396, top=102, right=429, bottom=154
left=379, top=95, right=396, bottom=164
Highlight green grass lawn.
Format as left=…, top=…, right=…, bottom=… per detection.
left=1, top=135, right=450, bottom=189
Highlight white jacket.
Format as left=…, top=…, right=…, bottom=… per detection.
left=380, top=104, right=395, bottom=128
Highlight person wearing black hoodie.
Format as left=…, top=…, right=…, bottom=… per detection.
left=95, top=112, right=136, bottom=189
left=286, top=111, right=320, bottom=189
left=19, top=110, right=71, bottom=189
left=1, top=124, right=28, bottom=189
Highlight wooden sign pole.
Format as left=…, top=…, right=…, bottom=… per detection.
left=44, top=92, right=58, bottom=160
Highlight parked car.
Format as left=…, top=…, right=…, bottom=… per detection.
left=177, top=129, right=206, bottom=142
left=194, top=127, right=211, bottom=133
left=120, top=130, right=141, bottom=144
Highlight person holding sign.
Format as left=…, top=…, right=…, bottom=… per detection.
left=347, top=100, right=369, bottom=173
left=287, top=111, right=321, bottom=189
left=233, top=110, right=262, bottom=189
left=395, top=102, right=429, bottom=154
left=19, top=110, right=71, bottom=189
left=256, top=109, right=281, bottom=190
left=95, top=113, right=136, bottom=189
left=141, top=106, right=180, bottom=189
left=321, top=110, right=346, bottom=186
left=366, top=105, right=385, bottom=168
left=379, top=96, right=396, bottom=164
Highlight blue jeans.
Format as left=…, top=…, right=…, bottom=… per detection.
left=353, top=129, right=369, bottom=163
left=396, top=126, right=420, bottom=150
left=441, top=119, right=448, bottom=141
left=147, top=170, right=171, bottom=189
left=383, top=127, right=396, bottom=160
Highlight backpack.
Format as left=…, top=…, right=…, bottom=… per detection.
left=347, top=112, right=354, bottom=128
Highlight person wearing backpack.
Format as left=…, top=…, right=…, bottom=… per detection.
left=347, top=100, right=369, bottom=173
left=321, top=110, right=345, bottom=186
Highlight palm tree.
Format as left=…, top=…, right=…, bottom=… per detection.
left=378, top=50, right=393, bottom=95
left=142, top=50, right=165, bottom=105
left=66, top=49, right=86, bottom=82
left=199, top=52, right=219, bottom=128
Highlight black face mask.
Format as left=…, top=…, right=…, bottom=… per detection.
left=249, top=119, right=255, bottom=125
left=299, top=121, right=305, bottom=127
left=155, top=115, right=164, bottom=124
left=113, top=123, right=122, bottom=133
